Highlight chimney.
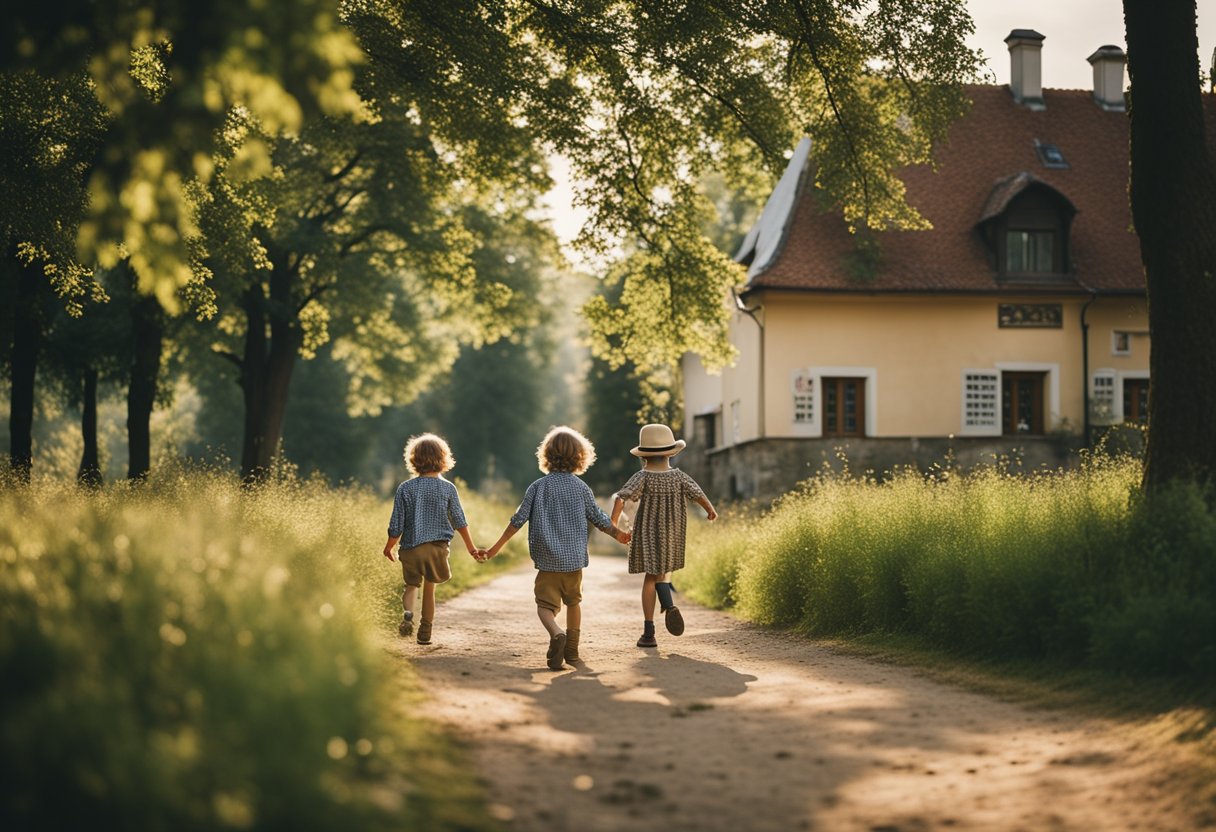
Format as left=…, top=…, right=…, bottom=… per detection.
left=1006, top=29, right=1046, bottom=110
left=1087, top=45, right=1127, bottom=110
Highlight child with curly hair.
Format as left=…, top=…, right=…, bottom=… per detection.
left=382, top=433, right=480, bottom=646
left=484, top=426, right=631, bottom=670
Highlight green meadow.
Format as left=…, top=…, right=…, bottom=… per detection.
left=684, top=453, right=1216, bottom=679
left=0, top=467, right=524, bottom=831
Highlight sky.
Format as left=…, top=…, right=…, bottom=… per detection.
left=543, top=0, right=1216, bottom=255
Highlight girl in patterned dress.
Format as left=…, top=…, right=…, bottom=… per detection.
left=611, top=424, right=717, bottom=648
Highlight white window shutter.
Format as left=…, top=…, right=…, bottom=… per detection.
left=1091, top=370, right=1117, bottom=425
left=960, top=369, right=1001, bottom=436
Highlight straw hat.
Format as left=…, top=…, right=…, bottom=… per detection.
left=630, top=424, right=686, bottom=457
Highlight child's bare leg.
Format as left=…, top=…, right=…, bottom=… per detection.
left=402, top=585, right=418, bottom=616
left=641, top=573, right=659, bottom=620
left=537, top=605, right=563, bottom=637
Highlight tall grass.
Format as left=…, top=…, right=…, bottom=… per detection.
left=684, top=454, right=1216, bottom=677
left=0, top=465, right=525, bottom=831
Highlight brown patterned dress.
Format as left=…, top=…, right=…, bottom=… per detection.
left=615, top=468, right=707, bottom=575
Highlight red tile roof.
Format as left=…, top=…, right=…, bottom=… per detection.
left=743, top=85, right=1216, bottom=296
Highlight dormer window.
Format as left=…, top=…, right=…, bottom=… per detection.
left=976, top=173, right=1077, bottom=280
left=1005, top=230, right=1054, bottom=273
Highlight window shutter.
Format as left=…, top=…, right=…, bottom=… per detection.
left=961, top=370, right=1001, bottom=436
left=1091, top=370, right=1117, bottom=425
left=791, top=369, right=814, bottom=424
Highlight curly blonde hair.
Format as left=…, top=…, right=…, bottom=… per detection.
left=536, top=426, right=596, bottom=475
left=403, top=433, right=455, bottom=476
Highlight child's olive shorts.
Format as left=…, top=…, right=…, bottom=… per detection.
left=400, top=540, right=452, bottom=587
left=534, top=568, right=582, bottom=612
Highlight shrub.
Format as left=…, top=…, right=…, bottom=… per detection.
left=686, top=454, right=1215, bottom=678
left=0, top=466, right=520, bottom=831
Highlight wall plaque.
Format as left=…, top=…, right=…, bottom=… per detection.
left=998, top=303, right=1063, bottom=328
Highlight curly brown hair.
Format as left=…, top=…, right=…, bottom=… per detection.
left=403, top=433, right=455, bottom=476
left=536, top=426, right=596, bottom=475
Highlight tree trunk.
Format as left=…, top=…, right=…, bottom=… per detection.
left=8, top=256, right=42, bottom=483
left=238, top=267, right=302, bottom=482
left=127, top=291, right=163, bottom=480
left=77, top=366, right=102, bottom=487
left=1124, top=0, right=1216, bottom=490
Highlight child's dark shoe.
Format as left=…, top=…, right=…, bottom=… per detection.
left=663, top=605, right=685, bottom=636
left=416, top=621, right=433, bottom=645
left=563, top=628, right=581, bottom=663
left=547, top=632, right=568, bottom=670
left=398, top=611, right=414, bottom=637
left=636, top=632, right=658, bottom=648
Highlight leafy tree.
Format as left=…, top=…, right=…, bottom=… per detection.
left=1123, top=0, right=1216, bottom=490
left=2, top=1, right=368, bottom=480
left=197, top=100, right=547, bottom=479
left=357, top=0, right=981, bottom=380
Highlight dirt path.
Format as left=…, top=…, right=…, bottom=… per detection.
left=393, top=555, right=1200, bottom=831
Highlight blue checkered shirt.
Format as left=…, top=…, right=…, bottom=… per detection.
left=510, top=472, right=613, bottom=572
left=387, top=476, right=468, bottom=550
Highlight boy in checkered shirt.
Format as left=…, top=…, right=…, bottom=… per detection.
left=484, top=426, right=631, bottom=670
left=382, top=433, right=481, bottom=646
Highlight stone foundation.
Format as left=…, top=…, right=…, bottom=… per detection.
left=680, top=434, right=1087, bottom=504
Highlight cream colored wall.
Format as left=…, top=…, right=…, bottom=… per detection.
left=753, top=291, right=1148, bottom=438
left=681, top=352, right=723, bottom=440
left=719, top=306, right=762, bottom=444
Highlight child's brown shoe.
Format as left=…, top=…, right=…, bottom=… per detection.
left=563, top=628, right=581, bottom=663
left=663, top=606, right=685, bottom=636
left=547, top=632, right=568, bottom=670
left=398, top=611, right=414, bottom=637
left=636, top=632, right=658, bottom=648
left=417, top=621, right=433, bottom=645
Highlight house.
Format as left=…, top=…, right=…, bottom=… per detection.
left=682, top=30, right=1216, bottom=502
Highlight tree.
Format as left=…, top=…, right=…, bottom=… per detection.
left=1123, top=0, right=1216, bottom=490
left=3, top=0, right=368, bottom=479
left=197, top=105, right=542, bottom=480
left=362, top=0, right=982, bottom=388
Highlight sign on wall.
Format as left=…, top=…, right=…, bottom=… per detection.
left=997, top=303, right=1063, bottom=328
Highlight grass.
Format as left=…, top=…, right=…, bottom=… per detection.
left=684, top=452, right=1216, bottom=679
left=0, top=463, right=526, bottom=831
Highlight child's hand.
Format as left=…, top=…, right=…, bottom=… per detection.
left=383, top=544, right=396, bottom=562
left=706, top=508, right=718, bottom=521
left=484, top=547, right=498, bottom=560
left=615, top=528, right=631, bottom=545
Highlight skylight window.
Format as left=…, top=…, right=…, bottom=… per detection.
left=1034, top=140, right=1069, bottom=169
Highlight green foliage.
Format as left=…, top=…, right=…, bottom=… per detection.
left=0, top=466, right=524, bottom=830
left=684, top=455, right=1216, bottom=678
left=346, top=0, right=984, bottom=376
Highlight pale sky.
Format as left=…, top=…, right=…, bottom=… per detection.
left=543, top=0, right=1216, bottom=254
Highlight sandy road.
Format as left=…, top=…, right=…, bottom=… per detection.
left=389, top=555, right=1204, bottom=831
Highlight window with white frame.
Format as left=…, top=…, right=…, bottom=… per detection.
left=1112, top=331, right=1131, bottom=356
left=1091, top=370, right=1117, bottom=424
left=791, top=370, right=814, bottom=424
left=961, top=370, right=1000, bottom=435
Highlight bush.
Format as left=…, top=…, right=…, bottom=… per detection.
left=685, top=454, right=1216, bottom=678
left=0, top=466, right=522, bottom=831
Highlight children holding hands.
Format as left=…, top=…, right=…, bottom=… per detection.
left=483, top=426, right=631, bottom=669
left=382, top=433, right=481, bottom=646
left=383, top=424, right=709, bottom=663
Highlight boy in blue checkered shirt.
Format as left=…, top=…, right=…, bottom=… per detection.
left=484, top=426, right=630, bottom=670
left=382, top=433, right=481, bottom=646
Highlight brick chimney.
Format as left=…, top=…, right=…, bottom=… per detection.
left=1087, top=45, right=1127, bottom=111
left=1006, top=29, right=1046, bottom=110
